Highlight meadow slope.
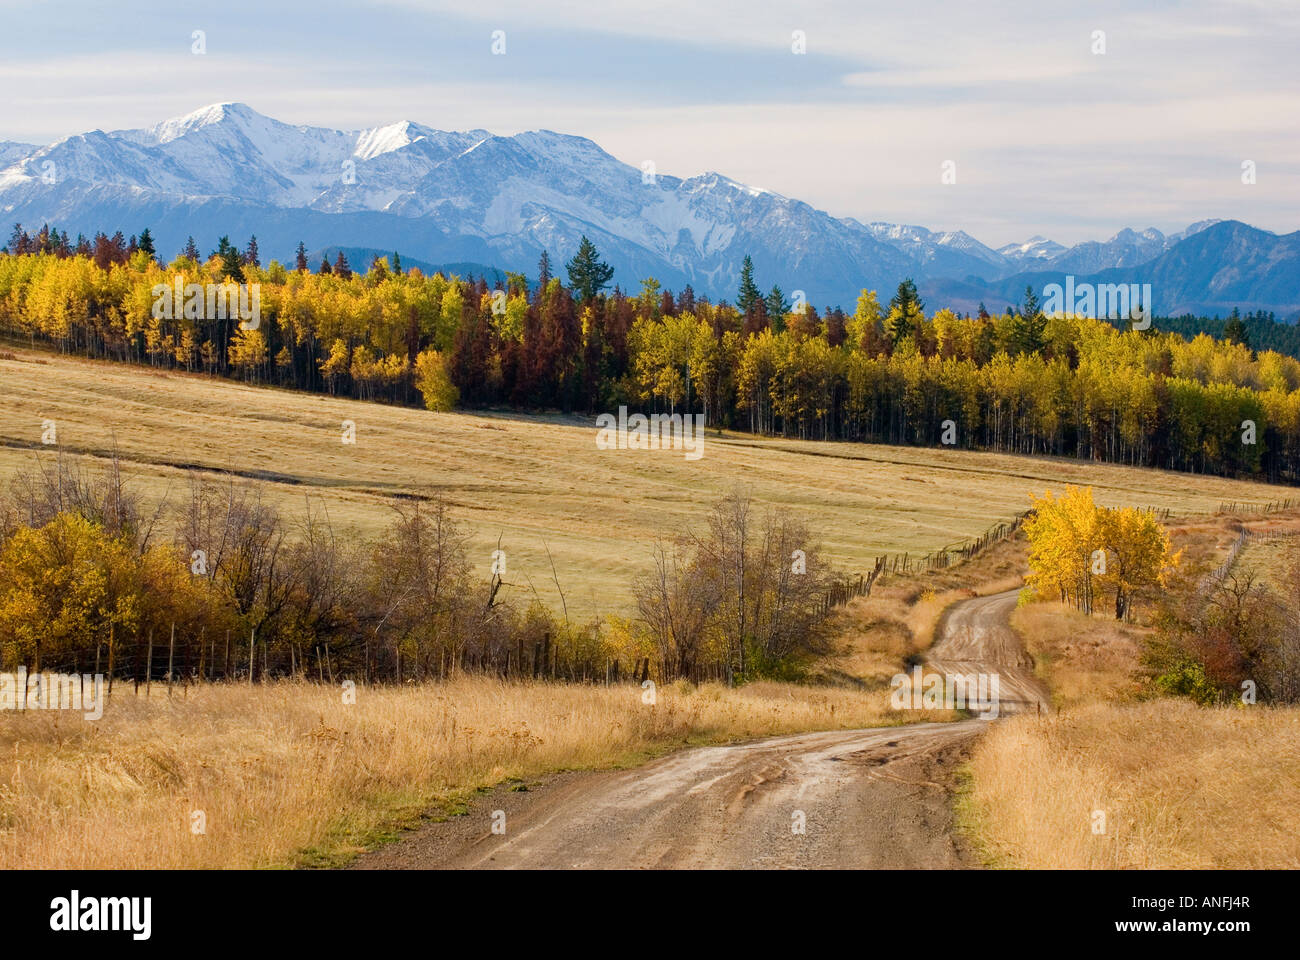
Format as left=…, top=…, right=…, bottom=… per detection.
left=1, top=346, right=1292, bottom=615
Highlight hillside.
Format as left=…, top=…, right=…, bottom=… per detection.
left=1, top=346, right=1291, bottom=617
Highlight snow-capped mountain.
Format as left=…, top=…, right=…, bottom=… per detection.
left=0, top=142, right=35, bottom=167
left=857, top=221, right=1006, bottom=278
left=0, top=103, right=1294, bottom=315
left=997, top=236, right=1068, bottom=269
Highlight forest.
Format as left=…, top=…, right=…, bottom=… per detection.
left=5, top=224, right=1300, bottom=482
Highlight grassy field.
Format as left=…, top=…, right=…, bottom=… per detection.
left=7, top=346, right=1300, bottom=869
left=0, top=677, right=955, bottom=869
left=2, top=346, right=1292, bottom=617
left=959, top=700, right=1300, bottom=868
left=1225, top=527, right=1300, bottom=592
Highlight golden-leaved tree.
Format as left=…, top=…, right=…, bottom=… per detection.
left=1025, top=485, right=1177, bottom=620
left=414, top=348, right=459, bottom=412
left=0, top=513, right=138, bottom=670
left=1095, top=505, right=1181, bottom=620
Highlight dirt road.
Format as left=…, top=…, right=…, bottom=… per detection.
left=928, top=589, right=1052, bottom=716
left=355, top=720, right=984, bottom=869
left=353, top=587, right=1042, bottom=869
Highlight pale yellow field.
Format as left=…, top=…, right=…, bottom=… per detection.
left=960, top=701, right=1300, bottom=868
left=1, top=347, right=1291, bottom=616
left=0, top=677, right=955, bottom=869
left=1225, top=530, right=1300, bottom=592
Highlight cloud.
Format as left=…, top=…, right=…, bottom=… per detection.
left=0, top=0, right=1296, bottom=245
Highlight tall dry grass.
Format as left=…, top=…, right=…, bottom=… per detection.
left=0, top=677, right=954, bottom=869
left=1009, top=602, right=1146, bottom=709
left=960, top=700, right=1300, bottom=868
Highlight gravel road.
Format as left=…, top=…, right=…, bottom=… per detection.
left=352, top=588, right=1041, bottom=869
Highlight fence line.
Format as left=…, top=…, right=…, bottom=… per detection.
left=822, top=502, right=1176, bottom=614
left=822, top=510, right=1031, bottom=614
left=1200, top=525, right=1300, bottom=592
left=1217, top=497, right=1300, bottom=516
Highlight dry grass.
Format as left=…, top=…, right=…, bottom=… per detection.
left=961, top=513, right=1300, bottom=868
left=1225, top=529, right=1300, bottom=592
left=1, top=346, right=1292, bottom=617
left=1166, top=511, right=1300, bottom=586
left=1010, top=603, right=1147, bottom=709
left=959, top=701, right=1300, bottom=868
left=814, top=536, right=1027, bottom=689
left=0, top=676, right=956, bottom=869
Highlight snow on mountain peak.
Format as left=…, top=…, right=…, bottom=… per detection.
left=0, top=104, right=1268, bottom=313
left=998, top=235, right=1066, bottom=258
left=141, top=102, right=266, bottom=145
left=354, top=121, right=429, bottom=161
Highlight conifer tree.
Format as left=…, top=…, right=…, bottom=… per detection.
left=565, top=235, right=613, bottom=302
left=1224, top=309, right=1249, bottom=348
left=1012, top=284, right=1047, bottom=354
left=214, top=236, right=245, bottom=282
left=737, top=255, right=761, bottom=315
left=7, top=223, right=28, bottom=255
left=765, top=284, right=790, bottom=325
left=295, top=241, right=309, bottom=272
left=886, top=278, right=924, bottom=344
left=537, top=250, right=551, bottom=289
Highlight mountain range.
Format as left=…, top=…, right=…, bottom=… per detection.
left=1, top=102, right=1296, bottom=318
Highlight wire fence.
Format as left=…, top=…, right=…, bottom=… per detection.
left=822, top=511, right=1030, bottom=613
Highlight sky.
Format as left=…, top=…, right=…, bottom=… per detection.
left=0, top=0, right=1296, bottom=247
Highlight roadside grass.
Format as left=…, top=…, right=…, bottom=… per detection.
left=0, top=676, right=957, bottom=869
left=959, top=700, right=1300, bottom=869
left=813, top=535, right=1028, bottom=690
left=961, top=510, right=1300, bottom=869
left=1009, top=603, right=1147, bottom=710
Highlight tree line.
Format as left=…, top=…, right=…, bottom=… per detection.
left=0, top=457, right=833, bottom=686
left=6, top=225, right=1300, bottom=481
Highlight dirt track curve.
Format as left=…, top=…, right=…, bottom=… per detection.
left=928, top=589, right=1052, bottom=716
left=353, top=588, right=1045, bottom=870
